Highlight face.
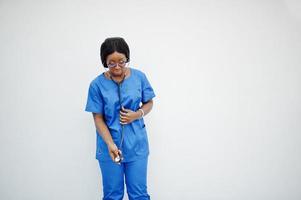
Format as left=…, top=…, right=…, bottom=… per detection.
left=106, top=51, right=128, bottom=77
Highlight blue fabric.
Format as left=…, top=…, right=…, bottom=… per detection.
left=85, top=67, right=156, bottom=162
left=98, top=157, right=150, bottom=200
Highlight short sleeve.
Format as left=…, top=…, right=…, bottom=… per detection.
left=85, top=83, right=104, bottom=114
left=141, top=73, right=156, bottom=103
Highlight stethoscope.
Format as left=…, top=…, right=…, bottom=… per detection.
left=106, top=67, right=128, bottom=164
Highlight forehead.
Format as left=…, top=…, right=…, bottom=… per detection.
left=106, top=51, right=126, bottom=62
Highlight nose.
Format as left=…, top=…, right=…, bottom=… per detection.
left=114, top=64, right=122, bottom=70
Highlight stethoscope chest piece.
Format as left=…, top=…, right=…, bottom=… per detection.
left=114, top=150, right=124, bottom=164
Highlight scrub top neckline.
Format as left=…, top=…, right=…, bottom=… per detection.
left=102, top=67, right=132, bottom=82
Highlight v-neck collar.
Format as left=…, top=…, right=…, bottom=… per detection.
left=102, top=67, right=132, bottom=82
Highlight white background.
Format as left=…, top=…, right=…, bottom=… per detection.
left=1, top=0, right=301, bottom=199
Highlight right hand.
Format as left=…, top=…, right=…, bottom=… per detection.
left=107, top=142, right=121, bottom=162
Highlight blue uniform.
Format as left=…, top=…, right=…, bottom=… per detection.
left=85, top=67, right=155, bottom=200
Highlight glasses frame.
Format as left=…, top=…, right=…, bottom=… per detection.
left=106, top=58, right=129, bottom=68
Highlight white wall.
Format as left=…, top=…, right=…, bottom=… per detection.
left=1, top=0, right=301, bottom=199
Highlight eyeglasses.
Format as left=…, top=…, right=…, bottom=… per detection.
left=107, top=59, right=128, bottom=68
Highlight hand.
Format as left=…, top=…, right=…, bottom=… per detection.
left=107, top=142, right=121, bottom=162
left=120, top=106, right=140, bottom=125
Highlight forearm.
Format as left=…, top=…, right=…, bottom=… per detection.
left=136, top=99, right=153, bottom=118
left=92, top=113, right=114, bottom=146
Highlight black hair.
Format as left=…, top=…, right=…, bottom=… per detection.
left=100, top=37, right=130, bottom=68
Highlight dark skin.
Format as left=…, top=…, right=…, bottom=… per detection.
left=92, top=51, right=154, bottom=162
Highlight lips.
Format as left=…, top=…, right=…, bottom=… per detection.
left=114, top=69, right=122, bottom=74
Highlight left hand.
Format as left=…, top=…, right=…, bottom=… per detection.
left=120, top=106, right=140, bottom=125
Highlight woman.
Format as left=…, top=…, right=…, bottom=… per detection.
left=85, top=37, right=155, bottom=200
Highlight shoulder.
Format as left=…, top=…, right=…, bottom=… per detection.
left=89, top=73, right=105, bottom=88
left=130, top=67, right=147, bottom=79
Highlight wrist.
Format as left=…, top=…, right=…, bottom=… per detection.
left=134, top=111, right=141, bottom=120
left=135, top=110, right=141, bottom=119
left=106, top=141, right=115, bottom=147
left=137, top=108, right=144, bottom=118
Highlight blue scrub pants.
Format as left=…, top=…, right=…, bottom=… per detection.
left=98, top=156, right=150, bottom=200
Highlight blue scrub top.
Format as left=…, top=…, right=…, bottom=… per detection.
left=85, top=67, right=156, bottom=162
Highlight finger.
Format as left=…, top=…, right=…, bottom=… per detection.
left=122, top=106, right=132, bottom=113
left=120, top=113, right=129, bottom=118
left=120, top=120, right=128, bottom=124
left=118, top=150, right=123, bottom=160
left=120, top=115, right=126, bottom=119
left=120, top=114, right=127, bottom=118
left=121, top=106, right=128, bottom=112
left=120, top=110, right=128, bottom=116
left=120, top=119, right=127, bottom=124
left=123, top=108, right=131, bottom=112
left=119, top=117, right=129, bottom=122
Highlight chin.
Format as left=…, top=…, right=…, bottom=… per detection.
left=112, top=69, right=123, bottom=76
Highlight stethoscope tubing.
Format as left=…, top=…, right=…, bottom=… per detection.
left=107, top=68, right=128, bottom=163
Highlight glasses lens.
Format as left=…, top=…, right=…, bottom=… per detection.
left=119, top=61, right=126, bottom=67
left=107, top=59, right=127, bottom=68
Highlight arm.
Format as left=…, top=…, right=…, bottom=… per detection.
left=119, top=99, right=154, bottom=124
left=92, top=113, right=120, bottom=161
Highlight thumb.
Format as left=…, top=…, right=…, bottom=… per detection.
left=114, top=149, right=120, bottom=157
